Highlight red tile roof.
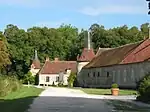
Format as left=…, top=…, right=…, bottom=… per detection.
left=77, top=48, right=95, bottom=62
left=84, top=41, right=142, bottom=68
left=121, top=39, right=150, bottom=64
left=31, top=60, right=41, bottom=69
left=39, top=60, right=77, bottom=75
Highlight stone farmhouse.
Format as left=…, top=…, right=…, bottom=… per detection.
left=77, top=38, right=150, bottom=89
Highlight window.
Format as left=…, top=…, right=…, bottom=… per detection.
left=123, top=70, right=127, bottom=82
left=131, top=69, right=134, bottom=81
left=107, top=72, right=109, bottom=77
left=97, top=72, right=100, bottom=77
left=46, top=76, right=50, bottom=82
left=56, top=76, right=59, bottom=82
left=88, top=73, right=90, bottom=77
left=93, top=72, right=95, bottom=77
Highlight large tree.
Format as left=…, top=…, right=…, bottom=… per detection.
left=0, top=32, right=10, bottom=73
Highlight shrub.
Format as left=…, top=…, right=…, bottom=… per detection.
left=111, top=83, right=119, bottom=88
left=67, top=72, right=76, bottom=87
left=138, top=74, right=150, bottom=96
left=0, top=75, right=21, bottom=97
left=137, top=74, right=150, bottom=103
left=23, top=71, right=35, bottom=85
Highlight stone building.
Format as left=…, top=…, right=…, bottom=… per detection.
left=77, top=39, right=150, bottom=89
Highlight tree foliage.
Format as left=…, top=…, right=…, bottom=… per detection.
left=67, top=72, right=76, bottom=87
left=0, top=23, right=149, bottom=79
left=137, top=73, right=150, bottom=103
left=22, top=71, right=35, bottom=85
left=0, top=32, right=10, bottom=73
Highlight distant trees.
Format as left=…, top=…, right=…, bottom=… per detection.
left=0, top=23, right=149, bottom=79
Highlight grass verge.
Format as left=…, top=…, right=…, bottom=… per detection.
left=0, top=86, right=43, bottom=112
left=77, top=88, right=137, bottom=95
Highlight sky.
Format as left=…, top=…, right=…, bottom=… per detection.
left=0, top=0, right=149, bottom=31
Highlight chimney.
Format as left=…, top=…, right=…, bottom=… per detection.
left=34, top=50, right=39, bottom=60
left=87, top=31, right=91, bottom=50
left=55, top=58, right=59, bottom=61
left=46, top=57, right=49, bottom=61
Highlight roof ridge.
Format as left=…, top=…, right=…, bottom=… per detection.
left=51, top=61, right=76, bottom=63
left=114, top=41, right=142, bottom=49
left=39, top=60, right=49, bottom=74
left=100, top=41, right=142, bottom=53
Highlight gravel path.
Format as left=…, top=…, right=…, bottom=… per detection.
left=27, top=87, right=149, bottom=112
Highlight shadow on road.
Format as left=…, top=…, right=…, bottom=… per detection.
left=107, top=100, right=150, bottom=112
left=0, top=96, right=37, bottom=112
left=1, top=96, right=150, bottom=112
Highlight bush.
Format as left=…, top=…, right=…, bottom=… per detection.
left=137, top=74, right=150, bottom=103
left=111, top=83, right=119, bottom=88
left=138, top=74, right=150, bottom=96
left=0, top=75, right=21, bottom=97
left=22, top=71, right=35, bottom=85
left=67, top=72, right=76, bottom=87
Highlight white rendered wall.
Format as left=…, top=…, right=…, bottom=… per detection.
left=39, top=74, right=59, bottom=85
left=77, top=62, right=89, bottom=74
left=39, top=71, right=71, bottom=85
left=30, top=68, right=40, bottom=76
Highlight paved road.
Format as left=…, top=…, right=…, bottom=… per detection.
left=28, top=87, right=150, bottom=112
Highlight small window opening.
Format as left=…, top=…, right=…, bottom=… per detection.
left=107, top=72, right=109, bottom=77
left=93, top=72, right=95, bottom=77
left=88, top=73, right=90, bottom=77
left=97, top=72, right=100, bottom=77
left=46, top=76, right=50, bottom=82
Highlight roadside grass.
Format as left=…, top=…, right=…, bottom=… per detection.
left=77, top=88, right=137, bottom=95
left=0, top=86, right=43, bottom=112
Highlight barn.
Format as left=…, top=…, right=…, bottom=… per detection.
left=77, top=39, right=150, bottom=89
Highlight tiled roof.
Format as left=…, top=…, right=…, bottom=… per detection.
left=31, top=59, right=41, bottom=69
left=77, top=48, right=95, bottom=62
left=39, top=60, right=77, bottom=75
left=96, top=47, right=113, bottom=56
left=121, top=39, right=150, bottom=64
left=84, top=41, right=142, bottom=68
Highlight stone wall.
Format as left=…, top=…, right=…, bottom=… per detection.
left=77, top=61, right=150, bottom=89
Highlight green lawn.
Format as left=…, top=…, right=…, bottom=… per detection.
left=78, top=88, right=137, bottom=95
left=0, top=86, right=43, bottom=112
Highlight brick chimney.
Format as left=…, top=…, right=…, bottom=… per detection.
left=54, top=58, right=59, bottom=61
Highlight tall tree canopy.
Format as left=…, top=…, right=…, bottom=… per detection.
left=0, top=32, right=10, bottom=73
left=0, top=23, right=149, bottom=79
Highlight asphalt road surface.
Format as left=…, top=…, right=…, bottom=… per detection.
left=27, top=87, right=150, bottom=112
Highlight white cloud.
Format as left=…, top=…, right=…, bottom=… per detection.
left=80, top=5, right=147, bottom=16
